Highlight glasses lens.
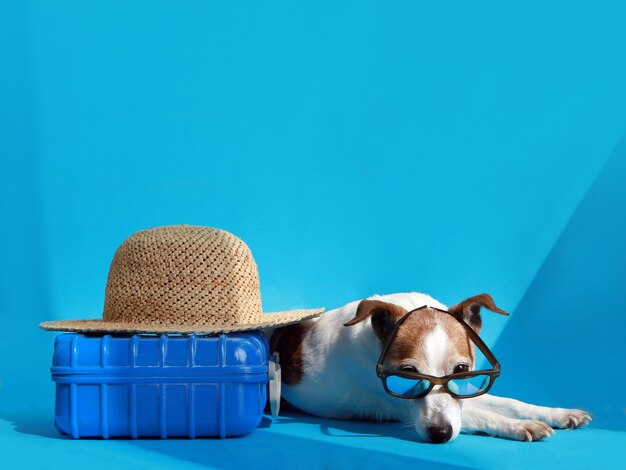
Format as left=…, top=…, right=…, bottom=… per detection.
left=385, top=375, right=431, bottom=398
left=448, top=374, right=491, bottom=397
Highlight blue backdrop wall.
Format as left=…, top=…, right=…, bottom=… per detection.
left=2, top=0, right=626, bottom=439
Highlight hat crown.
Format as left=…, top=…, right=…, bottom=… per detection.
left=103, top=225, right=263, bottom=328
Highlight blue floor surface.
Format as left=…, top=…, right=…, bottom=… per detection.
left=1, top=410, right=624, bottom=470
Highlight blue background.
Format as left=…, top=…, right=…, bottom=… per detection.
left=2, top=1, right=625, bottom=468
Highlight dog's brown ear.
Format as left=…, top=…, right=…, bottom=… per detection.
left=344, top=300, right=407, bottom=343
left=448, top=293, right=509, bottom=333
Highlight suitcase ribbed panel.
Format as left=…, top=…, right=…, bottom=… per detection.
left=51, top=332, right=268, bottom=439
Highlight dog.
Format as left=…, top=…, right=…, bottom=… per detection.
left=270, top=292, right=591, bottom=443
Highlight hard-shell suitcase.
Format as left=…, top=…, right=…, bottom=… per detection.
left=51, top=332, right=272, bottom=438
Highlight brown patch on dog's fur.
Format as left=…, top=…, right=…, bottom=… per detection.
left=270, top=323, right=306, bottom=385
left=440, top=314, right=476, bottom=366
left=385, top=308, right=475, bottom=371
left=386, top=318, right=435, bottom=366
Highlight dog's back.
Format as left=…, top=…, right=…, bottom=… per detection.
left=270, top=292, right=445, bottom=419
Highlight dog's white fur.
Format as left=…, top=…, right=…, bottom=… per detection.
left=275, top=292, right=591, bottom=443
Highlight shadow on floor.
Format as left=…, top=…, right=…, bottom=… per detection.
left=127, top=412, right=470, bottom=470
left=3, top=409, right=471, bottom=469
left=1, top=412, right=64, bottom=439
left=7, top=408, right=624, bottom=469
left=271, top=410, right=419, bottom=443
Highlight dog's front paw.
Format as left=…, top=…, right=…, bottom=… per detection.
left=543, top=409, right=592, bottom=429
left=506, top=419, right=555, bottom=442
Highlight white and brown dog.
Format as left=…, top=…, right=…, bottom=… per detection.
left=270, top=292, right=591, bottom=443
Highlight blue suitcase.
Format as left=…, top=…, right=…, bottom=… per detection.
left=51, top=332, right=273, bottom=438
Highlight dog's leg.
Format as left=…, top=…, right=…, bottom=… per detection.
left=465, top=394, right=591, bottom=429
left=461, top=407, right=555, bottom=441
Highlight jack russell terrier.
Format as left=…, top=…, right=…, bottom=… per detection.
left=270, top=292, right=591, bottom=443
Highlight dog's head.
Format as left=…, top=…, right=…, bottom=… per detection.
left=344, top=294, right=508, bottom=443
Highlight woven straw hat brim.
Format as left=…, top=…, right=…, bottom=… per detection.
left=39, top=308, right=323, bottom=334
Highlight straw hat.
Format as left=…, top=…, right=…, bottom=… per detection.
left=39, top=225, right=324, bottom=333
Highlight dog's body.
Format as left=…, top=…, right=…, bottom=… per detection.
left=271, top=292, right=591, bottom=443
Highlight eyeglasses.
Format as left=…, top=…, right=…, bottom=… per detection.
left=376, top=306, right=500, bottom=400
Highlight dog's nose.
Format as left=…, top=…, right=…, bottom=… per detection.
left=427, top=424, right=453, bottom=444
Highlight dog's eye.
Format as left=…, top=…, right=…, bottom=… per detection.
left=453, top=364, right=469, bottom=374
left=400, top=365, right=417, bottom=372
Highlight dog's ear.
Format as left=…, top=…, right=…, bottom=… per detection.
left=448, top=293, right=509, bottom=333
left=344, top=300, right=407, bottom=343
